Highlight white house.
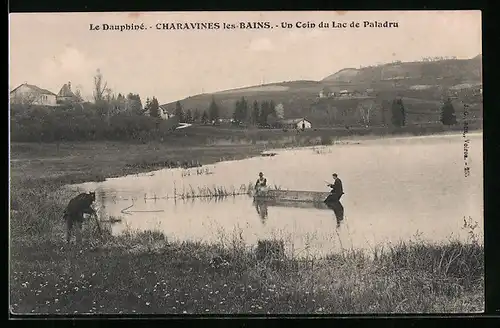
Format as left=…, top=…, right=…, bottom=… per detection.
left=159, top=105, right=175, bottom=120
left=339, top=90, right=352, bottom=97
left=10, top=83, right=57, bottom=106
left=280, top=118, right=312, bottom=130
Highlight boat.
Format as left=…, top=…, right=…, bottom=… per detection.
left=254, top=198, right=331, bottom=210
left=253, top=189, right=331, bottom=204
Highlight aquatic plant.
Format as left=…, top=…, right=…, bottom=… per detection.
left=181, top=167, right=214, bottom=178
left=140, top=182, right=283, bottom=201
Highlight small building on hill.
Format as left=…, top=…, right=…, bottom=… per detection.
left=339, top=90, right=353, bottom=97
left=10, top=83, right=57, bottom=106
left=279, top=118, right=312, bottom=130
left=319, top=86, right=333, bottom=98
left=159, top=105, right=175, bottom=120
left=57, top=81, right=80, bottom=104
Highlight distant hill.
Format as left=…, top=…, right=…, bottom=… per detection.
left=161, top=55, right=482, bottom=124
left=322, top=55, right=482, bottom=83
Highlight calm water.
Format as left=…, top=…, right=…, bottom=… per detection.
left=71, top=132, right=483, bottom=257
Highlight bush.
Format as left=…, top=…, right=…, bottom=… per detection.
left=10, top=104, right=180, bottom=142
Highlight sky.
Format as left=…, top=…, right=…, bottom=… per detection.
left=9, top=11, right=482, bottom=104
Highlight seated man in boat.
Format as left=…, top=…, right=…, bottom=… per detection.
left=325, top=173, right=345, bottom=225
left=254, top=172, right=268, bottom=195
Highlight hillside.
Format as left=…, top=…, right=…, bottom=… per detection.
left=161, top=55, right=482, bottom=125
left=322, top=56, right=482, bottom=84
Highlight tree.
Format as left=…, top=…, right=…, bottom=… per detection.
left=93, top=69, right=108, bottom=103
left=92, top=69, right=114, bottom=124
left=258, top=101, right=268, bottom=125
left=126, top=93, right=144, bottom=115
left=233, top=98, right=248, bottom=123
left=175, top=101, right=184, bottom=122
left=239, top=97, right=248, bottom=123
left=193, top=109, right=201, bottom=123
left=208, top=97, right=220, bottom=123
left=115, top=93, right=127, bottom=113
left=149, top=97, right=161, bottom=118
left=10, top=91, right=39, bottom=108
left=144, top=97, right=151, bottom=115
left=357, top=100, right=375, bottom=126
left=401, top=99, right=406, bottom=126
left=251, top=100, right=260, bottom=125
left=275, top=103, right=285, bottom=119
left=201, top=110, right=209, bottom=124
left=380, top=100, right=388, bottom=126
left=232, top=99, right=240, bottom=122
left=185, top=109, right=193, bottom=123
left=269, top=100, right=276, bottom=115
left=258, top=100, right=276, bottom=125
left=391, top=98, right=406, bottom=127
left=74, top=88, right=83, bottom=102
left=440, top=98, right=457, bottom=125
left=267, top=101, right=278, bottom=127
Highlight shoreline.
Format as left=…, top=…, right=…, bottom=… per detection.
left=10, top=128, right=483, bottom=190
left=9, top=127, right=484, bottom=314
left=73, top=129, right=484, bottom=188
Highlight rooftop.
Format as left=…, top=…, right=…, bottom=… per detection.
left=10, top=83, right=56, bottom=96
left=280, top=118, right=309, bottom=124
left=57, top=82, right=77, bottom=98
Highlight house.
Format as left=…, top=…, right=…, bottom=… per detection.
left=159, top=105, right=175, bottom=120
left=10, top=83, right=57, bottom=106
left=279, top=118, right=312, bottom=130
left=56, top=81, right=80, bottom=104
left=319, top=86, right=333, bottom=98
left=339, top=90, right=352, bottom=97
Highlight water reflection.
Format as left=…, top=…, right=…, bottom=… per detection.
left=253, top=199, right=269, bottom=224
left=324, top=195, right=344, bottom=228
left=69, top=133, right=483, bottom=256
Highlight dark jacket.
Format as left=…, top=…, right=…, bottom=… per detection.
left=328, top=178, right=344, bottom=198
left=255, top=177, right=267, bottom=188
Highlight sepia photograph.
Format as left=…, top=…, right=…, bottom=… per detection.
left=9, top=11, right=483, bottom=315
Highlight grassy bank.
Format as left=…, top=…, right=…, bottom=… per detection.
left=10, top=142, right=268, bottom=189
left=10, top=226, right=484, bottom=314
left=9, top=133, right=484, bottom=314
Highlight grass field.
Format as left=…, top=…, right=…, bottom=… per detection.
left=9, top=128, right=484, bottom=315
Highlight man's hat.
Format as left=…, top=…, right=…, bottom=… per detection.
left=259, top=172, right=263, bottom=175
left=332, top=173, right=338, bottom=177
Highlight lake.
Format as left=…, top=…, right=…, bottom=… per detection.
left=70, top=132, right=483, bottom=258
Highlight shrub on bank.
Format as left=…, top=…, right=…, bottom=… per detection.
left=10, top=104, right=179, bottom=142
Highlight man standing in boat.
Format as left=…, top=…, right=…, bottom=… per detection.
left=325, top=173, right=344, bottom=225
left=255, top=172, right=267, bottom=194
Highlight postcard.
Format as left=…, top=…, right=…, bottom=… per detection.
left=9, top=10, right=483, bottom=315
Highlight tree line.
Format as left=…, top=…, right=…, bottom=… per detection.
left=390, top=97, right=457, bottom=127
left=172, top=96, right=282, bottom=126
left=10, top=69, right=179, bottom=142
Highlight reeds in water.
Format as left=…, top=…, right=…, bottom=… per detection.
left=181, top=167, right=214, bottom=177
left=139, top=182, right=283, bottom=202
left=177, top=185, right=247, bottom=199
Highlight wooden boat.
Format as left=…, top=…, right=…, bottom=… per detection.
left=253, top=189, right=331, bottom=204
left=254, top=198, right=331, bottom=210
